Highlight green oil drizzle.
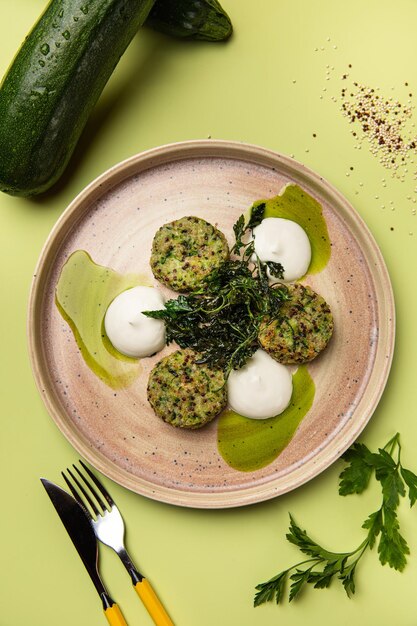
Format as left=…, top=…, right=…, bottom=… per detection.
left=255, top=183, right=331, bottom=275
left=217, top=366, right=315, bottom=472
left=55, top=250, right=148, bottom=389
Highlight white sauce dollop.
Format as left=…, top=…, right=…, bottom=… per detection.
left=104, top=286, right=166, bottom=358
left=252, top=217, right=311, bottom=282
left=227, top=349, right=293, bottom=419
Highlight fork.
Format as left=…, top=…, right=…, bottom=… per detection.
left=62, top=460, right=174, bottom=626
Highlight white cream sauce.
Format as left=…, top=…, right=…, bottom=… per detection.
left=104, top=286, right=165, bottom=358
left=227, top=349, right=293, bottom=419
left=252, top=217, right=311, bottom=282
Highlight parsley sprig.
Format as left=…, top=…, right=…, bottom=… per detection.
left=254, top=433, right=417, bottom=606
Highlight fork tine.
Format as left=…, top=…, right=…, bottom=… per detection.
left=73, top=462, right=112, bottom=513
left=61, top=471, right=83, bottom=507
left=72, top=465, right=107, bottom=513
left=78, top=459, right=114, bottom=508
left=63, top=467, right=100, bottom=517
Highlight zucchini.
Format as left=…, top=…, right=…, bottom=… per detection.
left=0, top=0, right=156, bottom=197
left=147, top=0, right=232, bottom=41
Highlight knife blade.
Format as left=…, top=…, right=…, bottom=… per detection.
left=41, top=478, right=128, bottom=626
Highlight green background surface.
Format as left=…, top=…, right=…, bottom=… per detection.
left=1, top=1, right=417, bottom=625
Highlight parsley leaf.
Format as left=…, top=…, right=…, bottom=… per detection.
left=339, top=442, right=374, bottom=495
left=254, top=571, right=287, bottom=606
left=379, top=468, right=405, bottom=510
left=289, top=567, right=314, bottom=601
left=378, top=506, right=409, bottom=571
left=362, top=509, right=383, bottom=549
left=400, top=467, right=417, bottom=507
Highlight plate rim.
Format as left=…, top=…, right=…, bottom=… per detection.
left=27, top=138, right=395, bottom=508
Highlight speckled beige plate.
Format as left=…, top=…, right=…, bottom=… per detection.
left=28, top=140, right=394, bottom=508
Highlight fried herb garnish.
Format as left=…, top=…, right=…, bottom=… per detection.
left=254, top=433, right=417, bottom=606
left=144, top=206, right=287, bottom=377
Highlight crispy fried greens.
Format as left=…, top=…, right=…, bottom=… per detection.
left=145, top=205, right=287, bottom=378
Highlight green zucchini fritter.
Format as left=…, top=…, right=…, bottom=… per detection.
left=150, top=216, right=229, bottom=292
left=147, top=348, right=227, bottom=429
left=258, top=283, right=333, bottom=364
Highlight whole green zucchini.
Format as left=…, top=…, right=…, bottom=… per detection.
left=0, top=0, right=155, bottom=196
left=147, top=0, right=232, bottom=41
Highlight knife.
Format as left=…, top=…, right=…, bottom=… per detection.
left=41, top=478, right=128, bottom=626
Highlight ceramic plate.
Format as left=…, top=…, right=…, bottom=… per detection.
left=28, top=140, right=394, bottom=508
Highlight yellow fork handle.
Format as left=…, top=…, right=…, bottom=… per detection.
left=104, top=603, right=128, bottom=626
left=134, top=578, right=174, bottom=626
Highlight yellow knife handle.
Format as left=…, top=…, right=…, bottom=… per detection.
left=104, top=602, right=128, bottom=626
left=101, top=593, right=128, bottom=626
left=134, top=578, right=174, bottom=626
